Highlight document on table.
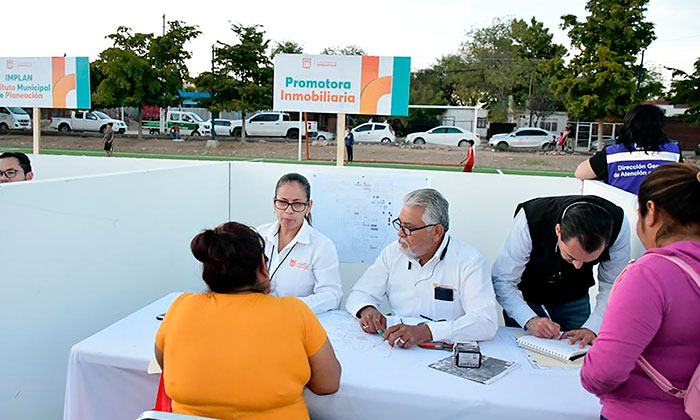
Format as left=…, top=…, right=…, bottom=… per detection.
left=325, top=312, right=396, bottom=357
left=429, top=355, right=518, bottom=385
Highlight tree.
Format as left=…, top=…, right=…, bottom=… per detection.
left=636, top=65, right=665, bottom=102
left=271, top=40, right=303, bottom=58
left=92, top=22, right=200, bottom=140
left=388, top=68, right=445, bottom=136
left=553, top=0, right=655, bottom=150
left=668, top=58, right=700, bottom=125
left=195, top=24, right=273, bottom=142
left=320, top=45, right=366, bottom=55
left=448, top=18, right=565, bottom=123
left=511, top=18, right=567, bottom=125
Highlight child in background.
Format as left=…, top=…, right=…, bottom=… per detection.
left=460, top=139, right=475, bottom=172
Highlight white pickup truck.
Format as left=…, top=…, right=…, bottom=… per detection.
left=50, top=111, right=127, bottom=134
left=231, top=112, right=316, bottom=138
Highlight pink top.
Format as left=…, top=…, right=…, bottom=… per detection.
left=581, top=241, right=700, bottom=420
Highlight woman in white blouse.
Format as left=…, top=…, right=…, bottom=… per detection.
left=256, top=173, right=343, bottom=313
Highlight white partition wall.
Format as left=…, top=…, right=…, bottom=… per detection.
left=0, top=156, right=645, bottom=420
left=229, top=162, right=583, bottom=295
left=0, top=162, right=230, bottom=420
left=27, top=154, right=214, bottom=180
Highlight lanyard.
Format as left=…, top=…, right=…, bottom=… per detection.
left=267, top=242, right=299, bottom=282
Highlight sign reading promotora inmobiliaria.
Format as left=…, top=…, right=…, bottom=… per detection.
left=0, top=57, right=91, bottom=109
left=273, top=54, right=410, bottom=116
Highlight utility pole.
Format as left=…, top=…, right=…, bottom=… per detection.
left=636, top=50, right=645, bottom=101
left=207, top=44, right=219, bottom=148
left=159, top=14, right=166, bottom=135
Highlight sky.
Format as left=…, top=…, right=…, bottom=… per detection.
left=2, top=0, right=699, bottom=87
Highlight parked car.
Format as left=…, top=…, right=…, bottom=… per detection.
left=588, top=138, right=615, bottom=152
left=405, top=126, right=480, bottom=147
left=488, top=127, right=556, bottom=150
left=314, top=130, right=336, bottom=141
left=0, top=107, right=31, bottom=132
left=351, top=122, right=396, bottom=143
left=207, top=119, right=234, bottom=136
left=50, top=110, right=127, bottom=134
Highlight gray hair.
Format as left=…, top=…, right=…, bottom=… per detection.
left=403, top=188, right=449, bottom=232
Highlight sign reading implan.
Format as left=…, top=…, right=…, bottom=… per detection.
left=273, top=54, right=410, bottom=116
left=0, top=57, right=91, bottom=109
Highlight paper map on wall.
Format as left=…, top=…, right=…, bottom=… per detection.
left=311, top=173, right=430, bottom=263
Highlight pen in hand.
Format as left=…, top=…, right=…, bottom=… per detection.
left=540, top=305, right=562, bottom=339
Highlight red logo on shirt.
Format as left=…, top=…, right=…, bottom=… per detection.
left=289, top=259, right=310, bottom=270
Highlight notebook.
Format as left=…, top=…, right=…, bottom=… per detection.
left=515, top=335, right=590, bottom=363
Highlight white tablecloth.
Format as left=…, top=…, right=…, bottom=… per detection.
left=63, top=293, right=600, bottom=420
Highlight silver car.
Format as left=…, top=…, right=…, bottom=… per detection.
left=489, top=127, right=556, bottom=150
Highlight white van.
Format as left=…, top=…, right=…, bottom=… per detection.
left=142, top=110, right=211, bottom=137
left=0, top=107, right=32, bottom=132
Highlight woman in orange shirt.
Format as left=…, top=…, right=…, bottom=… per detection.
left=155, top=221, right=341, bottom=420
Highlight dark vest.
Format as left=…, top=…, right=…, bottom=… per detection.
left=517, top=195, right=624, bottom=305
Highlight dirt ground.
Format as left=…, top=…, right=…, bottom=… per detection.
left=2, top=132, right=697, bottom=172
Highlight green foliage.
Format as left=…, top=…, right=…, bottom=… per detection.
left=669, top=58, right=700, bottom=125
left=388, top=69, right=445, bottom=135
left=320, top=45, right=367, bottom=55
left=637, top=66, right=665, bottom=101
left=195, top=23, right=273, bottom=115
left=92, top=21, right=200, bottom=139
left=95, top=22, right=200, bottom=108
left=553, top=0, right=656, bottom=121
left=271, top=40, right=304, bottom=58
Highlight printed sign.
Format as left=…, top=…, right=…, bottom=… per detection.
left=0, top=57, right=91, bottom=109
left=273, top=54, right=410, bottom=116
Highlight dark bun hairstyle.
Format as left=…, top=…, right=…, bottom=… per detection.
left=190, top=221, right=265, bottom=293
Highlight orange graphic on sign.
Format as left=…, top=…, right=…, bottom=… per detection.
left=360, top=56, right=392, bottom=115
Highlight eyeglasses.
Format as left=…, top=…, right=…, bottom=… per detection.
left=0, top=168, right=21, bottom=179
left=274, top=199, right=308, bottom=212
left=392, top=218, right=438, bottom=236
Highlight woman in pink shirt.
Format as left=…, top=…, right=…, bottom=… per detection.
left=580, top=163, right=700, bottom=420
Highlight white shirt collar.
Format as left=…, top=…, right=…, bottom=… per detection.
left=267, top=218, right=312, bottom=249
left=407, top=233, right=451, bottom=268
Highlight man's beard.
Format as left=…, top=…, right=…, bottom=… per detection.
left=398, top=238, right=419, bottom=259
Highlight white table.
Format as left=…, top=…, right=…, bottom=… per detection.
left=63, top=294, right=601, bottom=420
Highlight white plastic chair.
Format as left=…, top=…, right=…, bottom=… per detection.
left=136, top=411, right=223, bottom=420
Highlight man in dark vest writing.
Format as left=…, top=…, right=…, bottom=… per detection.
left=492, top=196, right=630, bottom=346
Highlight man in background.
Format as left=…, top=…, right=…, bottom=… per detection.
left=0, top=152, right=33, bottom=183
left=103, top=122, right=114, bottom=157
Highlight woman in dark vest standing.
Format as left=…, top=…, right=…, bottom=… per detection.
left=575, top=104, right=682, bottom=194
left=492, top=196, right=631, bottom=347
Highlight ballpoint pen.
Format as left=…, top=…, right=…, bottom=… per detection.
left=541, top=305, right=562, bottom=338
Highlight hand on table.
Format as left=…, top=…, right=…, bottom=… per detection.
left=384, top=323, right=432, bottom=349
left=525, top=316, right=561, bottom=338
left=561, top=328, right=596, bottom=348
left=358, top=306, right=387, bottom=335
